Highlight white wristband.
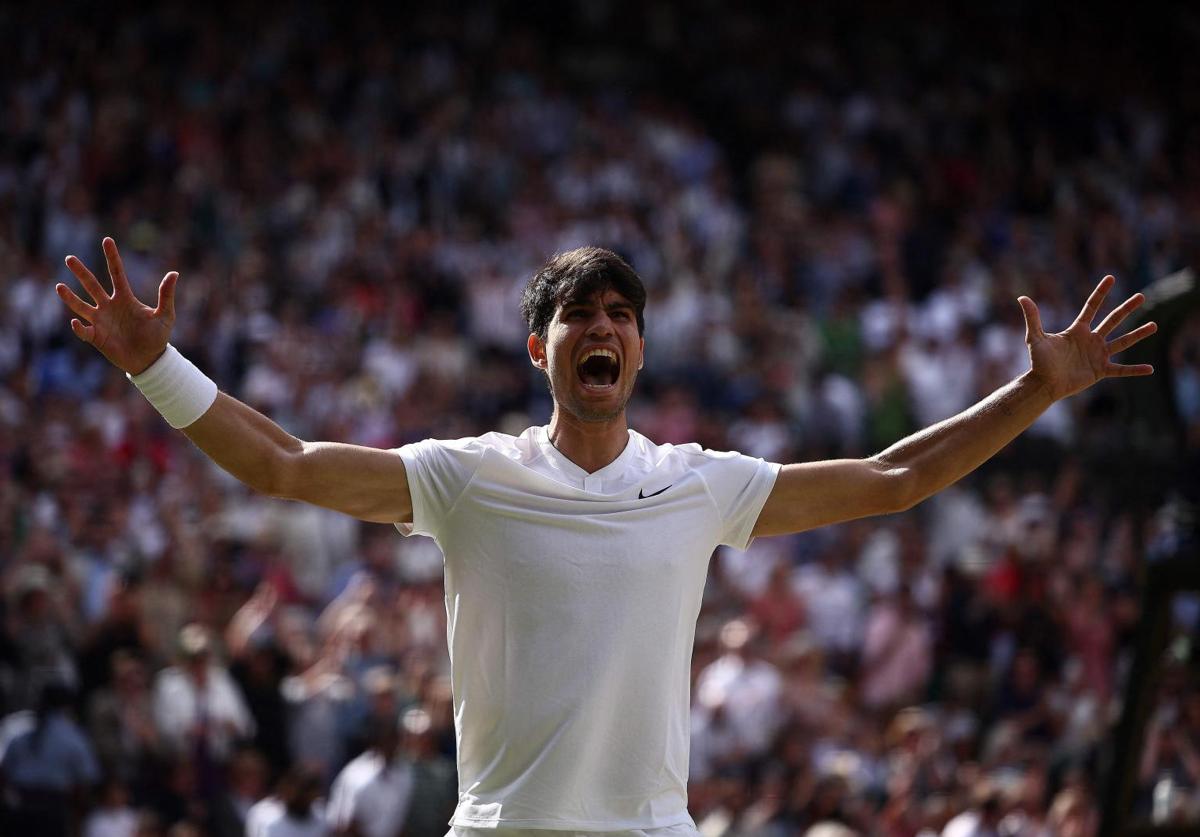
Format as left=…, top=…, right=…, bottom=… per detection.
left=127, top=344, right=219, bottom=429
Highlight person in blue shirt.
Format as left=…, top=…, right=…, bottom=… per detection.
left=0, top=679, right=101, bottom=836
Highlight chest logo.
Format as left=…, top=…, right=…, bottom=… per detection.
left=638, top=484, right=672, bottom=499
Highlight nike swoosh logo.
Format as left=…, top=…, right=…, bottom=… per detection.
left=638, top=484, right=672, bottom=499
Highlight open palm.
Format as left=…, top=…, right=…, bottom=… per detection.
left=56, top=237, right=178, bottom=375
left=1019, top=275, right=1156, bottom=402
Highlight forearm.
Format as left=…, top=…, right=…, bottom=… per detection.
left=181, top=392, right=302, bottom=496
left=874, top=371, right=1056, bottom=510
left=180, top=391, right=412, bottom=523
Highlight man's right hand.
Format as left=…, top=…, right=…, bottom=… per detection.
left=58, top=237, right=413, bottom=525
left=57, top=236, right=177, bottom=375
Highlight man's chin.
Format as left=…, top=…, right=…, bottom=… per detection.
left=568, top=401, right=626, bottom=423
left=558, top=391, right=628, bottom=423
left=548, top=374, right=634, bottom=424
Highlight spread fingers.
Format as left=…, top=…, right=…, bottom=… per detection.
left=102, top=237, right=134, bottom=297
left=1106, top=321, right=1157, bottom=355
left=1075, top=275, right=1115, bottom=328
left=56, top=283, right=98, bottom=320
left=1095, top=293, right=1145, bottom=338
left=64, top=255, right=109, bottom=302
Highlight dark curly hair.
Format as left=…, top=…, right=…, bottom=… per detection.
left=519, top=247, right=646, bottom=340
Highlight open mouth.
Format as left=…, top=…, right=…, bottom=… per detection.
left=577, top=347, right=620, bottom=389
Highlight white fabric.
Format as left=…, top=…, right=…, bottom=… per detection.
left=0, top=710, right=33, bottom=761
left=246, top=797, right=329, bottom=837
left=126, top=344, right=218, bottom=428
left=715, top=536, right=791, bottom=599
left=152, top=664, right=256, bottom=761
left=83, top=808, right=139, bottom=837
left=941, top=811, right=993, bottom=837
left=246, top=798, right=284, bottom=837
left=397, top=426, right=779, bottom=830
left=792, top=564, right=866, bottom=653
left=694, top=655, right=783, bottom=756
left=446, top=824, right=702, bottom=837
left=326, top=751, right=414, bottom=837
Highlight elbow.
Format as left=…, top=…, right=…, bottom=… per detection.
left=262, top=441, right=306, bottom=500
left=875, top=461, right=922, bottom=515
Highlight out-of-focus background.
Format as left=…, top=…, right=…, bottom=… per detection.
left=2, top=2, right=1199, bottom=835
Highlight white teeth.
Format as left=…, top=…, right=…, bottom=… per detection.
left=577, top=347, right=619, bottom=389
left=580, top=348, right=618, bottom=363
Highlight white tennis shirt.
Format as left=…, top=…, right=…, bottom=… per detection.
left=396, top=426, right=779, bottom=830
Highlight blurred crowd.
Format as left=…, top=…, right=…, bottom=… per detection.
left=2, top=1, right=1200, bottom=835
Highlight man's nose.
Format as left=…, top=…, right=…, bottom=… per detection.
left=586, top=313, right=614, bottom=336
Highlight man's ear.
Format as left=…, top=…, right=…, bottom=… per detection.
left=637, top=336, right=645, bottom=370
left=527, top=333, right=547, bottom=369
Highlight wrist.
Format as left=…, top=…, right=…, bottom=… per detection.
left=1018, top=369, right=1059, bottom=406
left=127, top=344, right=218, bottom=428
left=129, top=347, right=169, bottom=377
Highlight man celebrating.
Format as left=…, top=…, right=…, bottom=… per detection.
left=57, top=239, right=1155, bottom=835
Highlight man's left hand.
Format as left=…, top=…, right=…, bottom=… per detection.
left=1019, top=275, right=1157, bottom=402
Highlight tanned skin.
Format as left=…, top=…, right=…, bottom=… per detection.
left=58, top=238, right=1155, bottom=534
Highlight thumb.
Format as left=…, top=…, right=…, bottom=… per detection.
left=1018, top=296, right=1043, bottom=342
left=70, top=318, right=95, bottom=344
left=154, top=271, right=178, bottom=322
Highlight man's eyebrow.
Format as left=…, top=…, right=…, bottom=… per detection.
left=560, top=299, right=634, bottom=311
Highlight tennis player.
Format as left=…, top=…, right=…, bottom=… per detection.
left=57, top=239, right=1155, bottom=837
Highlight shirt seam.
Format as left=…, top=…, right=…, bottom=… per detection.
left=690, top=459, right=725, bottom=535
left=685, top=451, right=780, bottom=549
left=438, top=448, right=488, bottom=537
left=727, top=461, right=781, bottom=549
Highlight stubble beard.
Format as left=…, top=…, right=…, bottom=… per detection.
left=547, top=369, right=635, bottom=424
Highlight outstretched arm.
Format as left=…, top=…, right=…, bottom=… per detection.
left=753, top=276, right=1156, bottom=537
left=57, top=238, right=412, bottom=524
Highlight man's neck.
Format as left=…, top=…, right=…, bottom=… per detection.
left=546, top=408, right=630, bottom=474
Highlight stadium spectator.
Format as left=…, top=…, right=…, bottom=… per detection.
left=83, top=778, right=140, bottom=837
left=151, top=624, right=255, bottom=797
left=696, top=619, right=786, bottom=761
left=326, top=716, right=416, bottom=837
left=87, top=649, right=160, bottom=784
left=0, top=680, right=100, bottom=836
left=859, top=584, right=933, bottom=712
left=246, top=766, right=329, bottom=837
left=210, top=747, right=271, bottom=837
left=1, top=2, right=1196, bottom=833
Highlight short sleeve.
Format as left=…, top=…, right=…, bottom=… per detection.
left=694, top=450, right=781, bottom=550
left=395, top=437, right=488, bottom=539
